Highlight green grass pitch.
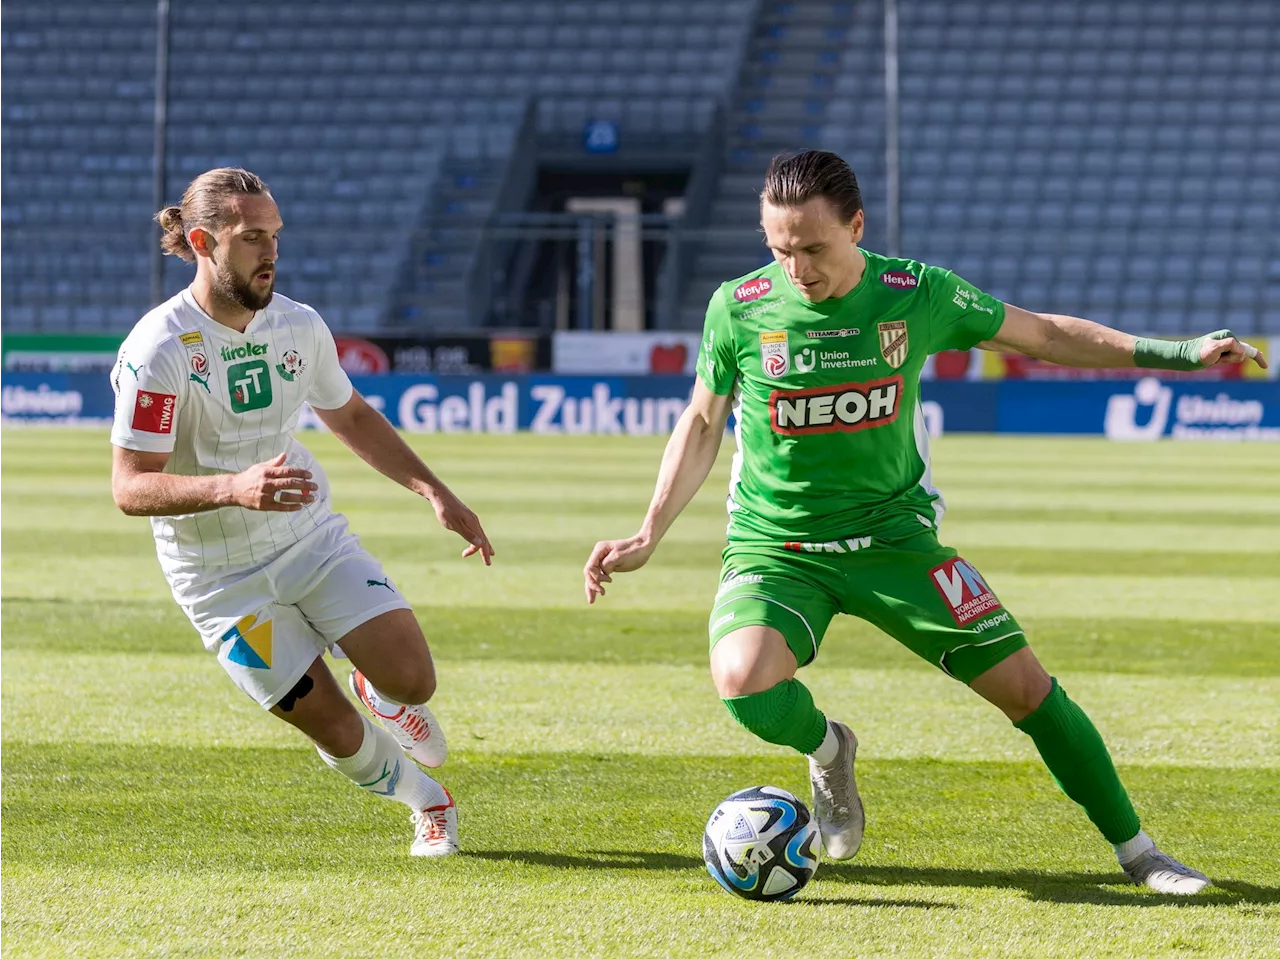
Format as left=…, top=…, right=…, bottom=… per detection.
left=2, top=429, right=1278, bottom=957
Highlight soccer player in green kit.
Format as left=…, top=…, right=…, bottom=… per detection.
left=583, top=150, right=1267, bottom=895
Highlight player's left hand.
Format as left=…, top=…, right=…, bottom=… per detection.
left=427, top=489, right=494, bottom=565
left=1200, top=332, right=1268, bottom=370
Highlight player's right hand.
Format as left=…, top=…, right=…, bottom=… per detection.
left=583, top=534, right=656, bottom=604
left=228, top=452, right=318, bottom=511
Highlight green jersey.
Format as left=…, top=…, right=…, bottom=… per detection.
left=695, top=249, right=1005, bottom=544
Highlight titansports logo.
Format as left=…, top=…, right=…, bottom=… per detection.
left=769, top=375, right=903, bottom=435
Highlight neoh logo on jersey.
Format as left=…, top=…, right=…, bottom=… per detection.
left=735, top=277, right=773, bottom=302
left=879, top=271, right=918, bottom=290
left=930, top=557, right=1003, bottom=627
left=132, top=390, right=176, bottom=434
left=769, top=375, right=903, bottom=435
left=759, top=330, right=790, bottom=379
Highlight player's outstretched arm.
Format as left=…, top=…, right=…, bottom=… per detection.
left=980, top=304, right=1268, bottom=371
left=583, top=380, right=733, bottom=604
left=111, top=447, right=318, bottom=516
left=313, top=391, right=494, bottom=564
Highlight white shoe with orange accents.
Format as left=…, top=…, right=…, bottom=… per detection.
left=349, top=669, right=449, bottom=768
left=410, top=788, right=459, bottom=857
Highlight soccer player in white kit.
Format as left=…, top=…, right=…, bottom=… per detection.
left=110, top=168, right=491, bottom=856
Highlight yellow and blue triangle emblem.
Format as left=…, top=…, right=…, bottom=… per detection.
left=221, top=614, right=273, bottom=669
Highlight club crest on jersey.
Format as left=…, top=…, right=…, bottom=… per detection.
left=759, top=330, right=789, bottom=378
left=769, top=375, right=903, bottom=435
left=276, top=349, right=306, bottom=381
left=735, top=277, right=773, bottom=302
left=878, top=321, right=909, bottom=369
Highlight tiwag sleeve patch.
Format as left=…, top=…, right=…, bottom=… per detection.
left=132, top=390, right=177, bottom=434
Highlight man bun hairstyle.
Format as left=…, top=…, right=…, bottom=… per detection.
left=761, top=150, right=863, bottom=222
left=154, top=167, right=271, bottom=262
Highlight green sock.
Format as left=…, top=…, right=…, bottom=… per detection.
left=1014, top=677, right=1141, bottom=844
left=723, top=679, right=828, bottom=755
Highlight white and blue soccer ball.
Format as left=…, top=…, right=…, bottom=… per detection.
left=703, top=785, right=820, bottom=901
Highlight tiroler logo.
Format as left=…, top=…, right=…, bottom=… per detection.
left=220, top=343, right=268, bottom=362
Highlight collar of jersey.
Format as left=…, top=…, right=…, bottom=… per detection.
left=181, top=288, right=266, bottom=337
left=778, top=248, right=872, bottom=315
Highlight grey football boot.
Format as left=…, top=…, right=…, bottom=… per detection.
left=808, top=721, right=865, bottom=859
left=1122, top=847, right=1211, bottom=895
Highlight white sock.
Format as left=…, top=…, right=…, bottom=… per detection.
left=318, top=715, right=446, bottom=810
left=808, top=721, right=840, bottom=766
left=1113, top=830, right=1155, bottom=866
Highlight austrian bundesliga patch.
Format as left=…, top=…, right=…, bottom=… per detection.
left=930, top=557, right=1002, bottom=626
left=759, top=330, right=789, bottom=379
left=878, top=320, right=908, bottom=369
left=132, top=390, right=177, bottom=433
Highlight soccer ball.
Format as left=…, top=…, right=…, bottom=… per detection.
left=702, top=785, right=820, bottom=901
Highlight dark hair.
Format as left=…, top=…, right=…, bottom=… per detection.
left=155, top=167, right=272, bottom=262
left=761, top=150, right=863, bottom=221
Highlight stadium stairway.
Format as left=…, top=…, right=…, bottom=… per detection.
left=676, top=0, right=869, bottom=327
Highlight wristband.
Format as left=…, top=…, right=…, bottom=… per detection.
left=1132, top=329, right=1232, bottom=371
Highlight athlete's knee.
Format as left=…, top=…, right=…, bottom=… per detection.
left=371, top=659, right=436, bottom=705
left=710, top=628, right=796, bottom=698
left=969, top=647, right=1052, bottom=722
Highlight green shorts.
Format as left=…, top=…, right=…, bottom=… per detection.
left=708, top=529, right=1027, bottom=684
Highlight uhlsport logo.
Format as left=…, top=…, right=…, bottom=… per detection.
left=769, top=376, right=903, bottom=435
left=220, top=614, right=273, bottom=669
left=880, top=271, right=918, bottom=290
left=220, top=342, right=268, bottom=362
left=930, top=557, right=1003, bottom=627
left=759, top=330, right=790, bottom=379
left=735, top=277, right=773, bottom=302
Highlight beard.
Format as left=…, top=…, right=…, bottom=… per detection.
left=211, top=257, right=274, bottom=312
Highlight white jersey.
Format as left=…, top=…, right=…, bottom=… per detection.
left=110, top=288, right=354, bottom=571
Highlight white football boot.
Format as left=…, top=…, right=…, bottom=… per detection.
left=349, top=669, right=449, bottom=768
left=410, top=787, right=459, bottom=857
left=1122, top=848, right=1211, bottom=895
left=808, top=721, right=865, bottom=860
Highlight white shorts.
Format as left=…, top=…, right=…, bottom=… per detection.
left=166, top=513, right=412, bottom=709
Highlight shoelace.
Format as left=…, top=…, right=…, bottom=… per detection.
left=411, top=807, right=449, bottom=844
left=811, top=753, right=851, bottom=819
left=400, top=712, right=430, bottom=741
left=1131, top=851, right=1198, bottom=879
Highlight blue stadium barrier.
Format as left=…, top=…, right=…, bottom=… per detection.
left=3, top=373, right=1278, bottom=440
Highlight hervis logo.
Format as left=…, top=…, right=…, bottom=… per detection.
left=220, top=614, right=273, bottom=669
left=220, top=342, right=268, bottom=362
left=734, top=277, right=773, bottom=302
left=879, top=270, right=918, bottom=290
left=930, top=557, right=1003, bottom=627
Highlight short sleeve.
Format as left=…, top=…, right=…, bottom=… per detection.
left=306, top=316, right=355, bottom=410
left=110, top=336, right=186, bottom=453
left=695, top=288, right=738, bottom=395
left=924, top=266, right=1006, bottom=354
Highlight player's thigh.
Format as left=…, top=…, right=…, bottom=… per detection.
left=709, top=547, right=840, bottom=673
left=841, top=533, right=1028, bottom=684
left=337, top=609, right=436, bottom=705
left=269, top=655, right=365, bottom=757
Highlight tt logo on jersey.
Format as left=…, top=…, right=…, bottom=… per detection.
left=930, top=557, right=1003, bottom=627
left=227, top=359, right=273, bottom=413
left=769, top=375, right=903, bottom=435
